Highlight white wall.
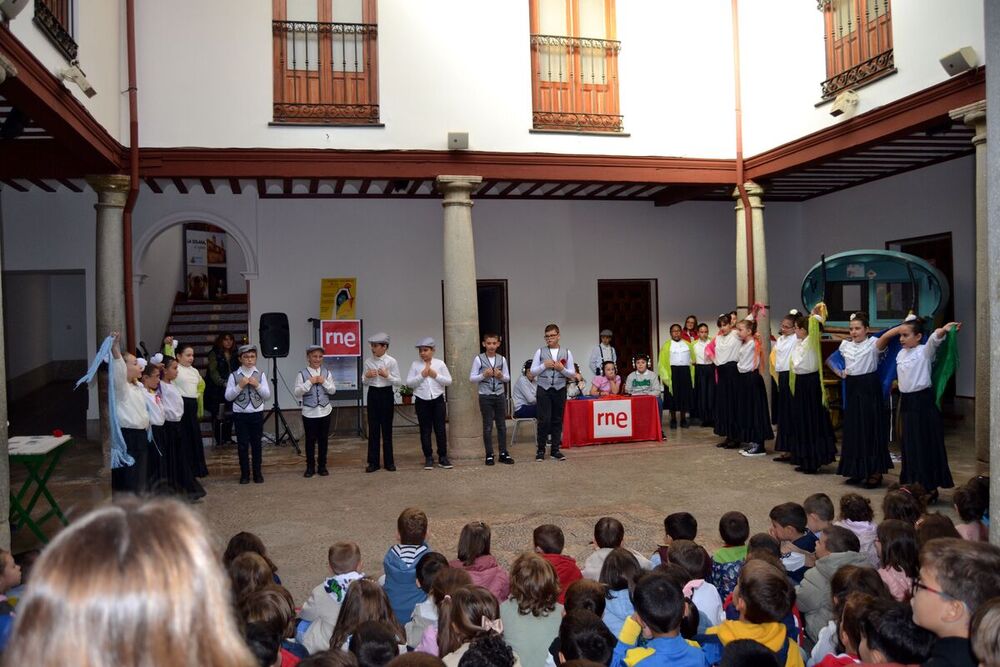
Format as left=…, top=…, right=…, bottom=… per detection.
left=8, top=0, right=125, bottom=142
left=765, top=155, right=976, bottom=396
left=740, top=0, right=986, bottom=155
left=133, top=0, right=736, bottom=157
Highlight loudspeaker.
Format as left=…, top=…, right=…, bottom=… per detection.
left=939, top=47, right=978, bottom=77
left=259, top=312, right=290, bottom=358
left=0, top=0, right=30, bottom=21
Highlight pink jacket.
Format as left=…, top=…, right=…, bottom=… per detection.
left=878, top=566, right=912, bottom=602
left=449, top=555, right=510, bottom=602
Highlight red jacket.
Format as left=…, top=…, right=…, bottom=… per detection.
left=541, top=552, right=583, bottom=604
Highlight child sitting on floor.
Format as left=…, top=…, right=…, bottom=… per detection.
left=501, top=553, right=563, bottom=667
left=668, top=540, right=723, bottom=633
left=834, top=494, right=878, bottom=567
left=437, top=586, right=513, bottom=667
left=301, top=542, right=366, bottom=655
left=651, top=512, right=698, bottom=567
left=384, top=507, right=431, bottom=625
left=795, top=526, right=868, bottom=645
left=803, top=494, right=834, bottom=539
left=875, top=520, right=918, bottom=602
left=710, top=512, right=750, bottom=600
left=405, top=552, right=449, bottom=650
left=599, top=548, right=643, bottom=638
left=414, top=566, right=473, bottom=655
left=953, top=482, right=988, bottom=542
left=856, top=597, right=935, bottom=665
left=612, top=573, right=707, bottom=667
left=768, top=503, right=817, bottom=584
left=533, top=524, right=582, bottom=604
left=449, top=521, right=510, bottom=602
left=582, top=517, right=654, bottom=580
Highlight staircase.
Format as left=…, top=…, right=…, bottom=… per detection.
left=162, top=293, right=250, bottom=445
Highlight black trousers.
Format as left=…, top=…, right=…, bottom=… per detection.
left=479, top=394, right=508, bottom=456
left=415, top=395, right=447, bottom=459
left=303, top=413, right=331, bottom=471
left=112, top=428, right=149, bottom=495
left=233, top=411, right=264, bottom=479
left=366, top=386, right=395, bottom=467
left=536, top=386, right=567, bottom=453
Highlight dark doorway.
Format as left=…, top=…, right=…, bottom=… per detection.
left=597, top=280, right=657, bottom=377
left=477, top=280, right=510, bottom=360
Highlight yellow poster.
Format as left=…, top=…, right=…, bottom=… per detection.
left=320, top=278, right=357, bottom=320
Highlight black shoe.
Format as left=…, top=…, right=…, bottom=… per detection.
left=318, top=468, right=329, bottom=476
left=739, top=443, right=767, bottom=457
left=862, top=474, right=883, bottom=489
left=535, top=451, right=545, bottom=462
left=724, top=441, right=743, bottom=449
left=774, top=454, right=794, bottom=464
left=385, top=465, right=397, bottom=471
left=438, top=457, right=453, bottom=469
left=485, top=456, right=495, bottom=466
left=304, top=468, right=315, bottom=478
left=499, top=453, right=515, bottom=465
left=365, top=465, right=380, bottom=473
left=680, top=419, right=689, bottom=428
left=794, top=466, right=818, bottom=475
left=669, top=419, right=678, bottom=429
left=253, top=474, right=264, bottom=483
left=424, top=457, right=434, bottom=470
left=239, top=476, right=250, bottom=485
left=661, top=430, right=667, bottom=439
left=551, top=451, right=566, bottom=461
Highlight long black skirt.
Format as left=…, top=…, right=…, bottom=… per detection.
left=665, top=365, right=693, bottom=413
left=181, top=397, right=209, bottom=477
left=899, top=388, right=954, bottom=491
left=735, top=371, right=774, bottom=444
left=148, top=424, right=167, bottom=492
left=692, top=364, right=716, bottom=425
left=773, top=372, right=794, bottom=453
left=838, top=372, right=892, bottom=479
left=168, top=418, right=206, bottom=498
left=111, top=428, right=148, bottom=495
left=787, top=372, right=836, bottom=470
left=713, top=362, right=739, bottom=439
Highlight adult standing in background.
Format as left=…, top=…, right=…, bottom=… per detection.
left=588, top=329, right=618, bottom=377
left=205, top=332, right=239, bottom=446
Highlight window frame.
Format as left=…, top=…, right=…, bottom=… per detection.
left=528, top=0, right=623, bottom=134
left=33, top=0, right=78, bottom=61
left=820, top=0, right=894, bottom=100
left=271, top=0, right=381, bottom=126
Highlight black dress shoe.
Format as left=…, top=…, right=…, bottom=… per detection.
left=365, top=465, right=380, bottom=473
left=318, top=468, right=329, bottom=476
left=304, top=469, right=315, bottom=478
left=385, top=465, right=397, bottom=471
left=253, top=474, right=264, bottom=484
left=239, top=476, right=250, bottom=485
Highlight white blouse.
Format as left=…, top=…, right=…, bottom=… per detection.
left=791, top=337, right=820, bottom=374
left=713, top=331, right=741, bottom=365
left=113, top=358, right=150, bottom=430
left=736, top=339, right=758, bottom=373
left=774, top=334, right=797, bottom=373
left=159, top=381, right=185, bottom=422
left=896, top=332, right=945, bottom=393
left=693, top=340, right=710, bottom=365
left=174, top=364, right=202, bottom=399
left=840, top=336, right=879, bottom=376
left=144, top=388, right=166, bottom=426
left=667, top=340, right=692, bottom=366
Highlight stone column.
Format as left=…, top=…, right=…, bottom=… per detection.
left=734, top=183, right=771, bottom=398
left=86, top=175, right=130, bottom=480
left=950, top=101, right=988, bottom=465
left=436, top=175, right=483, bottom=459
left=0, top=189, right=10, bottom=549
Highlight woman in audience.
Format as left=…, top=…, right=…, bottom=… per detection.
left=2, top=497, right=256, bottom=667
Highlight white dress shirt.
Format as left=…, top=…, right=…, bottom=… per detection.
left=896, top=332, right=945, bottom=393
left=469, top=354, right=510, bottom=395
left=513, top=375, right=537, bottom=411
left=667, top=339, right=692, bottom=366
left=530, top=347, right=577, bottom=380
left=144, top=388, right=166, bottom=426
left=113, top=358, right=150, bottom=430
left=713, top=331, right=741, bottom=365
left=293, top=366, right=337, bottom=419
left=406, top=358, right=452, bottom=400
left=840, top=337, right=879, bottom=375
left=224, top=366, right=272, bottom=413
left=588, top=343, right=617, bottom=375
left=159, top=381, right=184, bottom=422
left=362, top=353, right=401, bottom=388
left=791, top=314, right=824, bottom=374
left=736, top=339, right=759, bottom=373
left=174, top=364, right=202, bottom=399
left=774, top=334, right=797, bottom=373
left=694, top=340, right=710, bottom=365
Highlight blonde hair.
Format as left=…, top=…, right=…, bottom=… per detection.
left=2, top=497, right=255, bottom=667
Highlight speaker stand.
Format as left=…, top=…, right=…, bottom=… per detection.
left=262, top=357, right=300, bottom=455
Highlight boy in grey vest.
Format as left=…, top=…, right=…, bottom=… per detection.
left=469, top=332, right=514, bottom=466
left=530, top=323, right=578, bottom=462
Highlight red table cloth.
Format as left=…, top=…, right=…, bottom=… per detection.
left=562, top=395, right=663, bottom=448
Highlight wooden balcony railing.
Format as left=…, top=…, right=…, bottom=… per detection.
left=530, top=34, right=622, bottom=133
left=272, top=20, right=379, bottom=125
left=33, top=0, right=77, bottom=60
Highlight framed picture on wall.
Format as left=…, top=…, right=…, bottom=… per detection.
left=184, top=223, right=229, bottom=301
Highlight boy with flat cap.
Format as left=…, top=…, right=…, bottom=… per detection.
left=589, top=328, right=618, bottom=377
left=362, top=332, right=400, bottom=472
left=293, top=344, right=337, bottom=478
left=406, top=337, right=453, bottom=470
left=224, top=344, right=271, bottom=484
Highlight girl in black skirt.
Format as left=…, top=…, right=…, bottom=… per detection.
left=711, top=313, right=742, bottom=448
left=771, top=311, right=799, bottom=463
left=692, top=323, right=715, bottom=427
left=734, top=316, right=774, bottom=456
left=883, top=317, right=960, bottom=502
left=831, top=311, right=893, bottom=488
left=787, top=306, right=837, bottom=473
left=658, top=323, right=694, bottom=428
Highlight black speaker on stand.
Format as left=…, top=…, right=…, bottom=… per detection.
left=259, top=312, right=300, bottom=454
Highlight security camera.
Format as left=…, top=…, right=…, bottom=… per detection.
left=58, top=61, right=96, bottom=98
left=829, top=90, right=858, bottom=118
left=0, top=52, right=16, bottom=85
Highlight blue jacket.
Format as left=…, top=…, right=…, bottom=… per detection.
left=603, top=588, right=636, bottom=639
left=383, top=543, right=429, bottom=624
left=612, top=617, right=707, bottom=667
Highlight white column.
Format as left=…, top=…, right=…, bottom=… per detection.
left=86, top=175, right=130, bottom=481
left=436, top=175, right=483, bottom=459
left=950, top=101, right=988, bottom=466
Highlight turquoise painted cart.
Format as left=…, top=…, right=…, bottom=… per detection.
left=801, top=250, right=950, bottom=330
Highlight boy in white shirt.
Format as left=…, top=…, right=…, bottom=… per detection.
left=293, top=345, right=337, bottom=478
left=470, top=332, right=513, bottom=466
left=512, top=361, right=537, bottom=418
left=224, top=344, right=272, bottom=484
left=406, top=338, right=453, bottom=470
left=531, top=324, right=578, bottom=462
left=299, top=542, right=365, bottom=655
left=362, top=332, right=401, bottom=473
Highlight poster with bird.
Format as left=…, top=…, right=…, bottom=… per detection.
left=320, top=278, right=357, bottom=319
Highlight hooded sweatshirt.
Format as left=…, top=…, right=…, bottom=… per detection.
left=611, top=616, right=707, bottom=667
left=540, top=552, right=582, bottom=603
left=299, top=570, right=365, bottom=654
left=582, top=547, right=654, bottom=581
left=835, top=520, right=879, bottom=567
left=384, top=543, right=429, bottom=624
left=449, top=555, right=510, bottom=602
left=698, top=620, right=805, bottom=667
left=795, top=550, right=871, bottom=643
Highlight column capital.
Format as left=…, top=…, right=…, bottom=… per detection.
left=950, top=100, right=986, bottom=145
left=436, top=175, right=483, bottom=206
left=732, top=181, right=765, bottom=208
left=86, top=174, right=131, bottom=207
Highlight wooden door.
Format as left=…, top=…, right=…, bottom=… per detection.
left=596, top=279, right=656, bottom=377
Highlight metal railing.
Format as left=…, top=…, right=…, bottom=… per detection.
left=529, top=34, right=622, bottom=132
